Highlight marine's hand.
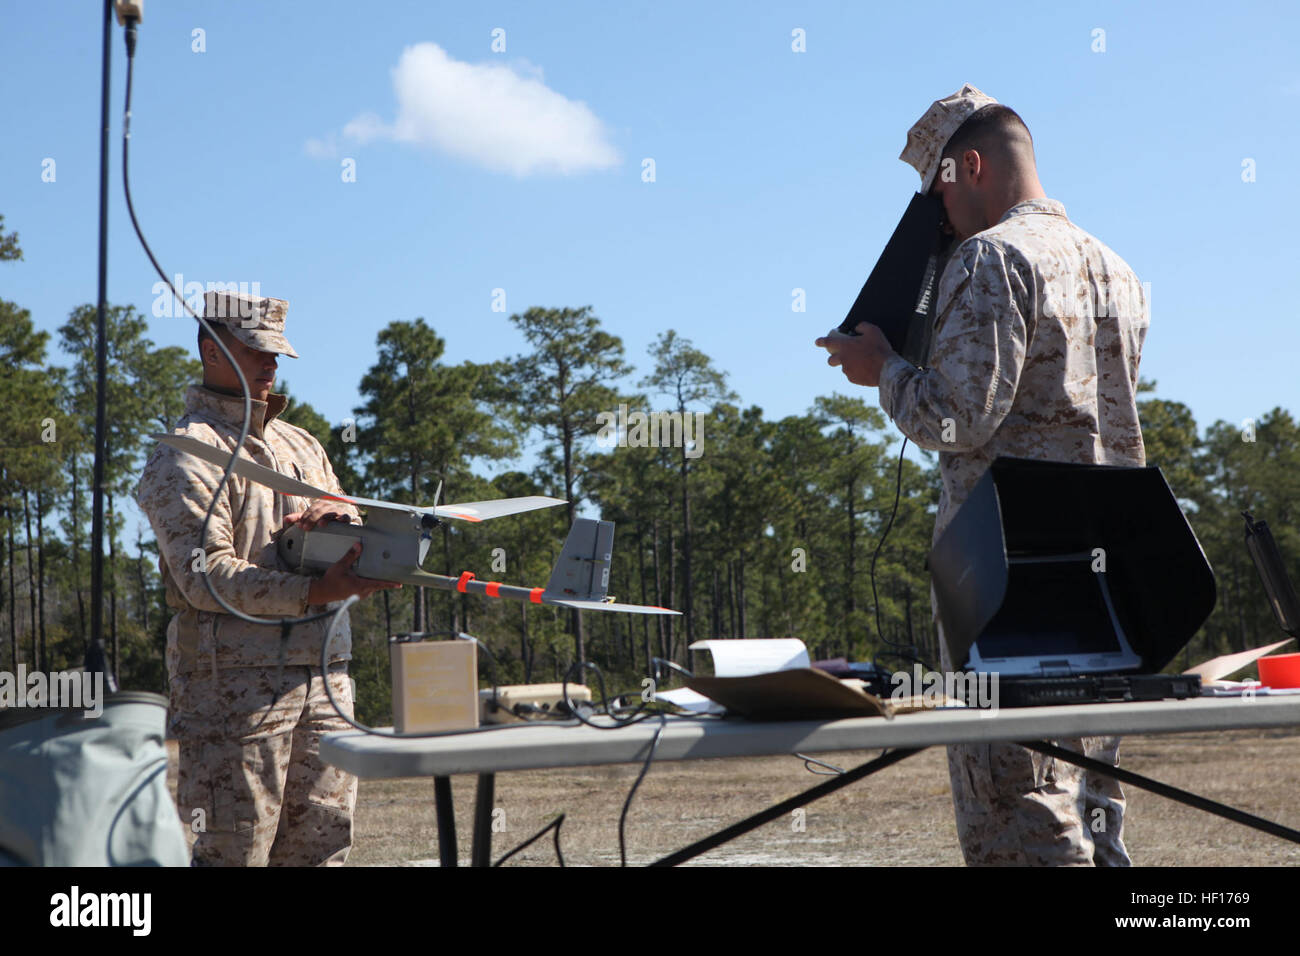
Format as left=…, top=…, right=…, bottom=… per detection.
left=306, top=541, right=402, bottom=605
left=815, top=323, right=895, bottom=387
left=285, top=499, right=354, bottom=532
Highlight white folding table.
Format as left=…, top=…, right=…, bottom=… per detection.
left=321, top=696, right=1300, bottom=866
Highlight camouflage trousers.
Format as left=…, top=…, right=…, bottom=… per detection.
left=934, top=586, right=1131, bottom=866
left=168, top=663, right=358, bottom=867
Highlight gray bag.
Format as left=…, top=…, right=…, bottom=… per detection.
left=0, top=691, right=189, bottom=866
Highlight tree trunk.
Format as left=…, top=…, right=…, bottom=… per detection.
left=23, top=490, right=37, bottom=669
left=652, top=518, right=666, bottom=662
left=8, top=509, right=18, bottom=667
left=711, top=562, right=720, bottom=641
left=2, top=504, right=12, bottom=669
left=108, top=492, right=119, bottom=678
left=775, top=558, right=788, bottom=639
left=846, top=477, right=857, bottom=627
left=36, top=490, right=47, bottom=673
left=70, top=453, right=86, bottom=642
left=520, top=601, right=533, bottom=683
left=736, top=551, right=747, bottom=639
left=135, top=525, right=149, bottom=634
left=680, top=448, right=693, bottom=647
left=904, top=582, right=913, bottom=653
left=728, top=559, right=737, bottom=639
left=666, top=523, right=677, bottom=662
left=440, top=514, right=454, bottom=630
left=636, top=520, right=651, bottom=674
left=410, top=464, right=422, bottom=632
left=559, top=415, right=586, bottom=670
left=1231, top=555, right=1246, bottom=653
left=382, top=588, right=393, bottom=641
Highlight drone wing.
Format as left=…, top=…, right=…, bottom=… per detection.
left=434, top=497, right=566, bottom=523
left=155, top=434, right=567, bottom=522
left=153, top=434, right=338, bottom=500
left=545, top=598, right=681, bottom=616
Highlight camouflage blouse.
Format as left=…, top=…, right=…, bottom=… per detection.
left=135, top=386, right=361, bottom=677
left=879, top=198, right=1149, bottom=544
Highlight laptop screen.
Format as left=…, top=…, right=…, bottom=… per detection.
left=968, top=553, right=1140, bottom=674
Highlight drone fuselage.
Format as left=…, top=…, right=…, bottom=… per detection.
left=277, top=510, right=435, bottom=585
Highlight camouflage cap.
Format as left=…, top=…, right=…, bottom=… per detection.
left=900, top=84, right=999, bottom=194
left=202, top=290, right=299, bottom=359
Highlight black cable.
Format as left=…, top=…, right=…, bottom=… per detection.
left=493, top=814, right=566, bottom=867
left=650, top=656, right=694, bottom=683
left=559, top=660, right=711, bottom=865
left=318, top=623, right=713, bottom=864
left=796, top=753, right=845, bottom=775
left=562, top=660, right=659, bottom=728
left=89, top=0, right=113, bottom=685
left=121, top=22, right=334, bottom=632
left=619, top=714, right=666, bottom=867
left=122, top=19, right=355, bottom=727
left=869, top=436, right=908, bottom=651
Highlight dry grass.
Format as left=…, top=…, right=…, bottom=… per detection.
left=346, top=727, right=1300, bottom=866
left=166, top=727, right=1300, bottom=866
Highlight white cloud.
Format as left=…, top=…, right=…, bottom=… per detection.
left=342, top=112, right=388, bottom=145
left=321, top=42, right=620, bottom=177
left=303, top=136, right=339, bottom=159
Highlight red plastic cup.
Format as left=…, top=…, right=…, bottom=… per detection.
left=1257, top=652, right=1300, bottom=689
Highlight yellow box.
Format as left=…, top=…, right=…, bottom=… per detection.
left=390, top=640, right=479, bottom=733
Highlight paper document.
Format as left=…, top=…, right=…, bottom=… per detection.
left=654, top=687, right=724, bottom=714
left=1182, top=639, right=1294, bottom=683
left=689, top=638, right=810, bottom=677
left=656, top=639, right=812, bottom=715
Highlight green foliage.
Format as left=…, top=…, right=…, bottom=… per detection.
left=0, top=215, right=21, bottom=263
left=1, top=205, right=1294, bottom=696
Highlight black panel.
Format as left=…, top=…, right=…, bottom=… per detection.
left=838, top=192, right=956, bottom=368
left=929, top=457, right=1218, bottom=673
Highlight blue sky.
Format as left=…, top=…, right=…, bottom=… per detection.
left=6, top=0, right=1299, bottom=500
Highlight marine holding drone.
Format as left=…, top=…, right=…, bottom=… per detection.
left=135, top=290, right=407, bottom=867
left=136, top=289, right=675, bottom=867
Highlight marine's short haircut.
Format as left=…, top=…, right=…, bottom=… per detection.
left=196, top=322, right=233, bottom=356
left=196, top=322, right=214, bottom=356
left=940, top=103, right=1034, bottom=163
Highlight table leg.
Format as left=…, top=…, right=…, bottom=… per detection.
left=434, top=775, right=458, bottom=868
left=1023, top=740, right=1300, bottom=845
left=471, top=772, right=496, bottom=867
left=652, top=747, right=925, bottom=867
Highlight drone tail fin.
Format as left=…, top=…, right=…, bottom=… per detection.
left=543, top=518, right=614, bottom=603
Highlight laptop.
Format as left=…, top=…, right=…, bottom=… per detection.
left=929, top=458, right=1218, bottom=708
left=963, top=551, right=1200, bottom=707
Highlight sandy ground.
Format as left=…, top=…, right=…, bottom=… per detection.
left=170, top=726, right=1300, bottom=866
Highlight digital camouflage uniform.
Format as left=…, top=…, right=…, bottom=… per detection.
left=134, top=291, right=362, bottom=866
left=879, top=89, right=1149, bottom=865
